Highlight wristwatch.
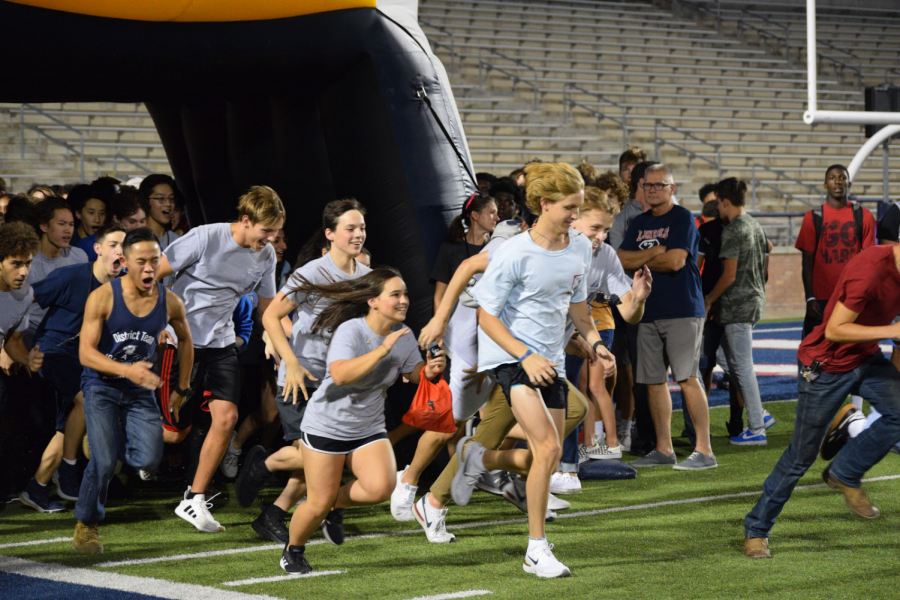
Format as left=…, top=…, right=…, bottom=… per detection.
left=174, top=385, right=193, bottom=397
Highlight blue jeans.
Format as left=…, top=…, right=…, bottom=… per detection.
left=745, top=353, right=900, bottom=538
left=721, top=322, right=764, bottom=431
left=75, top=383, right=163, bottom=525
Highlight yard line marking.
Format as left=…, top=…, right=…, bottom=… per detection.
left=94, top=473, right=900, bottom=568
left=0, top=555, right=279, bottom=600
left=0, top=537, right=70, bottom=550
left=401, top=590, right=492, bottom=600
left=222, top=570, right=346, bottom=586
left=754, top=327, right=803, bottom=333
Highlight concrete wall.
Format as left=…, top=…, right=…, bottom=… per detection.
left=763, top=246, right=805, bottom=321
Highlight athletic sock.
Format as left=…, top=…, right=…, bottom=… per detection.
left=62, top=458, right=77, bottom=466
left=186, top=490, right=204, bottom=500
left=527, top=536, right=548, bottom=552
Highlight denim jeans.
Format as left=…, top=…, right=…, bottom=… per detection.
left=75, top=383, right=163, bottom=525
left=745, top=353, right=900, bottom=538
left=721, top=322, right=764, bottom=431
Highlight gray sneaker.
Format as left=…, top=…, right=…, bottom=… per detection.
left=631, top=449, right=677, bottom=468
left=451, top=436, right=487, bottom=507
left=673, top=451, right=718, bottom=471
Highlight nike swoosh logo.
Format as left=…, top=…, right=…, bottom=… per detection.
left=527, top=554, right=539, bottom=565
left=416, top=503, right=433, bottom=528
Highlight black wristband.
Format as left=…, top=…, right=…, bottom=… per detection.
left=174, top=385, right=192, bottom=397
left=593, top=340, right=607, bottom=353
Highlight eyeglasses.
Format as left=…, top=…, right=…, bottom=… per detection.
left=641, top=182, right=673, bottom=191
left=149, top=196, right=176, bottom=204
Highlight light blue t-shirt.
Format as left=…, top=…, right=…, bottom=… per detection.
left=471, top=230, right=593, bottom=377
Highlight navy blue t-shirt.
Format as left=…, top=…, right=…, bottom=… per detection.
left=620, top=204, right=705, bottom=322
left=33, top=262, right=103, bottom=357
left=76, top=234, right=98, bottom=262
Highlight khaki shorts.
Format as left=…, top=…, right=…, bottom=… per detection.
left=636, top=317, right=703, bottom=385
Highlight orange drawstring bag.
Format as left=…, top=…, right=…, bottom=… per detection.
left=402, top=368, right=455, bottom=434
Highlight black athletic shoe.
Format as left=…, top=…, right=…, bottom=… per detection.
left=252, top=504, right=290, bottom=544
left=235, top=445, right=271, bottom=508
left=280, top=544, right=312, bottom=574
left=321, top=509, right=344, bottom=545
left=821, top=405, right=864, bottom=461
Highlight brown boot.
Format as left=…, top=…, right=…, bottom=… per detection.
left=823, top=467, right=880, bottom=519
left=744, top=537, right=771, bottom=559
left=73, top=521, right=103, bottom=554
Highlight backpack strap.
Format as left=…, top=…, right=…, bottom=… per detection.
left=852, top=202, right=865, bottom=246
left=812, top=206, right=823, bottom=250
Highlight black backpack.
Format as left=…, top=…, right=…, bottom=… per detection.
left=812, top=202, right=865, bottom=249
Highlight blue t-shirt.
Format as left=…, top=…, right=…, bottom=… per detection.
left=620, top=204, right=704, bottom=322
left=33, top=262, right=103, bottom=357
left=76, top=234, right=98, bottom=262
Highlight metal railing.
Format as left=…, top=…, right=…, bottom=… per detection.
left=750, top=164, right=824, bottom=210
left=561, top=83, right=628, bottom=148
left=737, top=10, right=791, bottom=61
left=477, top=47, right=539, bottom=110
left=19, top=103, right=85, bottom=182
left=420, top=19, right=457, bottom=74
left=654, top=120, right=723, bottom=179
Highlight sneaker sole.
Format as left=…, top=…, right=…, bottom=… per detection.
left=19, top=493, right=65, bottom=514
left=523, top=563, right=571, bottom=578
left=549, top=488, right=582, bottom=495
left=730, top=440, right=767, bottom=446
left=673, top=463, right=718, bottom=471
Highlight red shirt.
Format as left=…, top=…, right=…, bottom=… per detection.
left=794, top=203, right=876, bottom=300
left=798, top=245, right=900, bottom=373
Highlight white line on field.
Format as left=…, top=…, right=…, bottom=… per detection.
left=0, top=555, right=279, bottom=600
left=222, top=570, right=346, bottom=586
left=93, top=473, right=900, bottom=569
left=401, top=590, right=492, bottom=600
left=754, top=327, right=803, bottom=333
left=0, top=537, right=70, bottom=550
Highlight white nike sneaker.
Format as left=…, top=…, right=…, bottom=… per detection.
left=501, top=477, right=560, bottom=521
left=523, top=542, right=571, bottom=578
left=547, top=493, right=571, bottom=511
left=549, top=472, right=582, bottom=495
left=219, top=433, right=241, bottom=479
left=413, top=494, right=456, bottom=543
left=390, top=466, right=417, bottom=522
left=175, top=488, right=225, bottom=533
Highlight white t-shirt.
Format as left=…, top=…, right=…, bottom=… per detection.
left=472, top=230, right=593, bottom=377
left=165, top=223, right=276, bottom=349
left=279, top=254, right=371, bottom=385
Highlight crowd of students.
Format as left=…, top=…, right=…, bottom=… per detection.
left=0, top=151, right=898, bottom=577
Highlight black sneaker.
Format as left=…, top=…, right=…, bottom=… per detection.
left=821, top=405, right=864, bottom=461
left=235, top=445, right=271, bottom=508
left=19, top=479, right=65, bottom=513
left=252, top=504, right=290, bottom=544
left=55, top=461, right=82, bottom=501
left=321, top=509, right=344, bottom=545
left=280, top=544, right=312, bottom=574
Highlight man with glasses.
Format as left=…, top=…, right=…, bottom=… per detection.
left=617, top=164, right=716, bottom=471
left=140, top=174, right=181, bottom=251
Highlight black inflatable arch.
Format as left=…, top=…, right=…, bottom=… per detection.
left=1, top=0, right=474, bottom=329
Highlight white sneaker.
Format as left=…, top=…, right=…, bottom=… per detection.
left=175, top=488, right=225, bottom=533
left=547, top=493, right=571, bottom=511
left=219, top=433, right=241, bottom=479
left=390, top=466, right=417, bottom=522
left=412, top=494, right=456, bottom=543
left=549, top=473, right=582, bottom=495
left=523, top=542, right=571, bottom=578
left=618, top=427, right=632, bottom=453
left=585, top=443, right=622, bottom=461
left=501, top=477, right=560, bottom=521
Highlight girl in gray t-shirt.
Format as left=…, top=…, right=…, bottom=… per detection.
left=277, top=267, right=445, bottom=575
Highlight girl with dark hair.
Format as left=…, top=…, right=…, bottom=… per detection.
left=277, top=268, right=444, bottom=574
left=429, top=193, right=498, bottom=313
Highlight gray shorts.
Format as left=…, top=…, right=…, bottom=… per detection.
left=636, top=317, right=704, bottom=385
left=275, top=385, right=315, bottom=441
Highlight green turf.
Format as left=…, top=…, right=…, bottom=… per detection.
left=3, top=400, right=900, bottom=599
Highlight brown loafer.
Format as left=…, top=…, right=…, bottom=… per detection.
left=744, top=537, right=771, bottom=559
left=823, top=467, right=880, bottom=519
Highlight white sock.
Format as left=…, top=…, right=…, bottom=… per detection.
left=848, top=419, right=866, bottom=438
left=594, top=422, right=604, bottom=441
left=850, top=395, right=864, bottom=410
left=62, top=458, right=76, bottom=466
left=621, top=419, right=633, bottom=434
left=528, top=536, right=548, bottom=552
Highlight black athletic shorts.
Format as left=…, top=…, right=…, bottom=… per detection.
left=300, top=430, right=388, bottom=455
left=493, top=362, right=567, bottom=410
left=40, top=353, right=82, bottom=432
left=275, top=385, right=316, bottom=441
left=154, top=345, right=212, bottom=432
left=189, top=344, right=240, bottom=404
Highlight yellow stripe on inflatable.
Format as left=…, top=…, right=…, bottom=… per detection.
left=6, top=0, right=376, bottom=22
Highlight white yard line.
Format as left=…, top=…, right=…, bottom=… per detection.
left=400, top=590, right=492, bottom=600
left=0, top=555, right=280, bottom=600
left=92, top=473, right=900, bottom=569
left=754, top=327, right=803, bottom=333
left=222, top=570, right=346, bottom=586
left=0, top=537, right=70, bottom=550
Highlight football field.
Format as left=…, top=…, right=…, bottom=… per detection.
left=2, top=322, right=900, bottom=600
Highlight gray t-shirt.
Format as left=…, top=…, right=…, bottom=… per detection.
left=165, top=223, right=276, bottom=349
left=0, top=284, right=34, bottom=346
left=25, top=246, right=88, bottom=344
left=719, top=213, right=768, bottom=325
left=608, top=199, right=645, bottom=250
left=300, top=317, right=422, bottom=441
left=278, top=254, right=371, bottom=386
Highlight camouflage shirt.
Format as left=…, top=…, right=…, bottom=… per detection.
left=719, top=213, right=767, bottom=325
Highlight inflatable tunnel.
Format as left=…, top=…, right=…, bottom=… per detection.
left=0, top=0, right=475, bottom=328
